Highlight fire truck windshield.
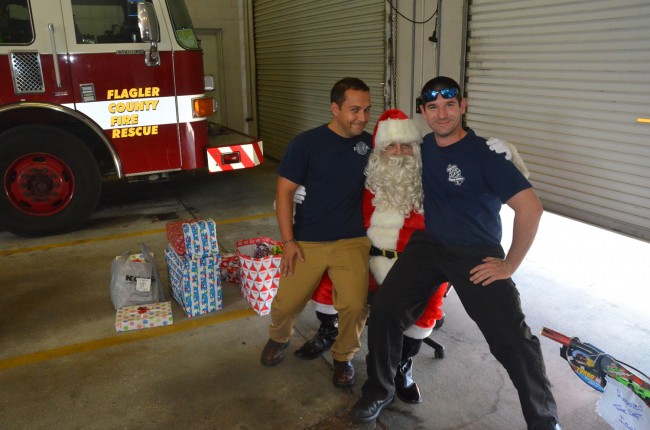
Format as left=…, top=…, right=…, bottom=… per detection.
left=165, top=0, right=199, bottom=50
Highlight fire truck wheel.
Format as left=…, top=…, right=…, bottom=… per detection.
left=0, top=125, right=101, bottom=237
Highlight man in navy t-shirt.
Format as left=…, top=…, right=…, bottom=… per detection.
left=352, top=76, right=561, bottom=430
left=260, top=77, right=372, bottom=389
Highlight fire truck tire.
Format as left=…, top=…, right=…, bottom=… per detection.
left=0, top=125, right=102, bottom=237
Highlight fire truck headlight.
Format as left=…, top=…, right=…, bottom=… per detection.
left=192, top=97, right=215, bottom=118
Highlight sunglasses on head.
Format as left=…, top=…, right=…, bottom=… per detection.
left=420, top=87, right=459, bottom=103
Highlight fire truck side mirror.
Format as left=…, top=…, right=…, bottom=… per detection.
left=137, top=2, right=160, bottom=66
left=137, top=2, right=159, bottom=43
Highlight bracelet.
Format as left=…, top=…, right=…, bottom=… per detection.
left=282, top=238, right=296, bottom=245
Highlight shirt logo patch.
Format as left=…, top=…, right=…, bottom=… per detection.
left=354, top=141, right=370, bottom=155
left=447, top=164, right=465, bottom=186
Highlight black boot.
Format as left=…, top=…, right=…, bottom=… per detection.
left=395, top=336, right=423, bottom=404
left=294, top=311, right=338, bottom=360
left=434, top=313, right=445, bottom=329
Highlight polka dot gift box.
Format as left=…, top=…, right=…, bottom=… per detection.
left=115, top=301, right=173, bottom=332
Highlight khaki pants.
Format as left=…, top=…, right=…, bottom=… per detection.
left=269, top=236, right=371, bottom=361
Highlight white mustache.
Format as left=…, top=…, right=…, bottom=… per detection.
left=384, top=155, right=416, bottom=168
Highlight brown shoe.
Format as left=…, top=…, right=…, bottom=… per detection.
left=260, top=338, right=289, bottom=367
left=332, top=360, right=355, bottom=387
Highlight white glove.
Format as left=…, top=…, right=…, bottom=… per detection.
left=293, top=185, right=306, bottom=204
left=487, top=137, right=512, bottom=160
left=487, top=137, right=530, bottom=179
left=273, top=185, right=307, bottom=212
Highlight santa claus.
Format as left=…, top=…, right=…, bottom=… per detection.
left=292, top=109, right=528, bottom=404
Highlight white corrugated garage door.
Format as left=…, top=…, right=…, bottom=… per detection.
left=465, top=0, right=650, bottom=240
left=252, top=0, right=386, bottom=160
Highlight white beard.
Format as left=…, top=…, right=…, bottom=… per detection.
left=364, top=153, right=423, bottom=216
left=367, top=208, right=405, bottom=284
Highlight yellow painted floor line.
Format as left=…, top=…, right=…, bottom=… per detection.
left=0, top=308, right=256, bottom=372
left=0, top=212, right=276, bottom=257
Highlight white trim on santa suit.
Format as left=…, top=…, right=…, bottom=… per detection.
left=367, top=208, right=404, bottom=285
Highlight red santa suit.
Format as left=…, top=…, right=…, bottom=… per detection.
left=311, top=190, right=446, bottom=340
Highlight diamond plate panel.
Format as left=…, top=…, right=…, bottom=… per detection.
left=10, top=51, right=45, bottom=94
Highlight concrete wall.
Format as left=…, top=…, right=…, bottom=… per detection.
left=436, top=0, right=466, bottom=87
left=392, top=1, right=438, bottom=119
left=392, top=0, right=465, bottom=135
left=185, top=0, right=251, bottom=133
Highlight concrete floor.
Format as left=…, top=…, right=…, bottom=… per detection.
left=1, top=159, right=649, bottom=430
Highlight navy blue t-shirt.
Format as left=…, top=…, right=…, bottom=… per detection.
left=278, top=124, right=372, bottom=241
left=421, top=128, right=532, bottom=246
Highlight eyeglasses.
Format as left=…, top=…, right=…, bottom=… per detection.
left=383, top=142, right=414, bottom=151
left=420, top=87, right=459, bottom=103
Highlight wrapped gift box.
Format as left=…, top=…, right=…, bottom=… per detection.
left=115, top=301, right=173, bottom=332
left=166, top=218, right=219, bottom=259
left=165, top=246, right=223, bottom=317
left=220, top=253, right=240, bottom=285
left=237, top=237, right=282, bottom=316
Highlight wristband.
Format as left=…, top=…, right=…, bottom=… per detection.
left=282, top=238, right=296, bottom=245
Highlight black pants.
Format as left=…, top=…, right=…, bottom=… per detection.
left=362, top=231, right=558, bottom=429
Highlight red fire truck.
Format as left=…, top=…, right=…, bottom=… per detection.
left=0, top=0, right=263, bottom=237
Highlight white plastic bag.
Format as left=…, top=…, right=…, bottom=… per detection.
left=109, top=242, right=165, bottom=310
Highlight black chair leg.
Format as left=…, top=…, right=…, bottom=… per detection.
left=422, top=337, right=445, bottom=359
left=444, top=283, right=454, bottom=297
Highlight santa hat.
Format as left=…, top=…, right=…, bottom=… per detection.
left=372, top=109, right=422, bottom=151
